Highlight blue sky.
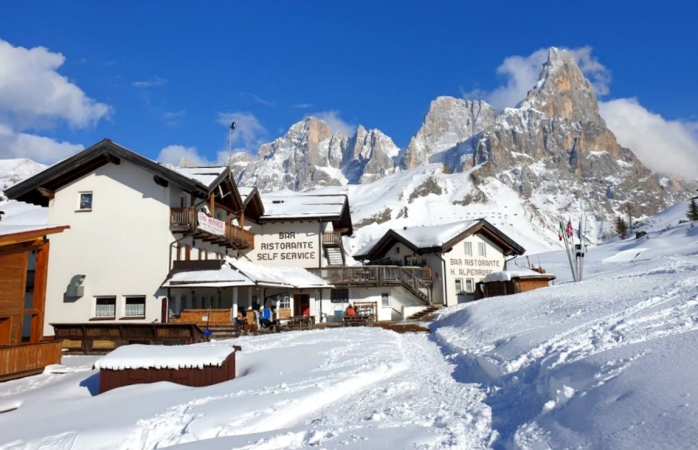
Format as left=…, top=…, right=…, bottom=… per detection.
left=0, top=1, right=696, bottom=174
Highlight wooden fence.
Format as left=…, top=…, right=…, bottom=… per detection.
left=0, top=340, right=63, bottom=382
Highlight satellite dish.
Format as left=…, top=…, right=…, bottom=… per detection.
left=230, top=121, right=236, bottom=130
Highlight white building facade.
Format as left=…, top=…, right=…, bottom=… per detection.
left=353, top=220, right=526, bottom=307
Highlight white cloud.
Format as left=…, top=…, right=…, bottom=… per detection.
left=291, top=103, right=314, bottom=109
left=162, top=110, right=185, bottom=126
left=0, top=124, right=83, bottom=163
left=157, top=145, right=213, bottom=167
left=310, top=110, right=356, bottom=136
left=0, top=39, right=111, bottom=129
left=599, top=99, right=698, bottom=180
left=132, top=77, right=167, bottom=88
left=465, top=46, right=611, bottom=110
left=216, top=111, right=267, bottom=153
left=240, top=92, right=276, bottom=107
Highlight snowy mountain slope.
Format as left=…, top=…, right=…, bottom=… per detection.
left=433, top=211, right=698, bottom=449
left=0, top=159, right=46, bottom=200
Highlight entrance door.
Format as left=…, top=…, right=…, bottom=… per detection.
left=294, top=294, right=310, bottom=317
left=161, top=298, right=168, bottom=323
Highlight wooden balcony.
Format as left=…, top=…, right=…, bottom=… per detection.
left=309, top=266, right=433, bottom=304
left=0, top=340, right=63, bottom=382
left=170, top=207, right=254, bottom=250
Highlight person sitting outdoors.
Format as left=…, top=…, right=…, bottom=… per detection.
left=345, top=304, right=356, bottom=317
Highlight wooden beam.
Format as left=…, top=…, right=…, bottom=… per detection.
left=105, top=153, right=121, bottom=165
left=31, top=240, right=50, bottom=343
left=37, top=187, right=54, bottom=199
left=0, top=227, right=68, bottom=246
left=209, top=193, right=215, bottom=217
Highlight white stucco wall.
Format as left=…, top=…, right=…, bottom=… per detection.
left=441, top=233, right=505, bottom=306
left=44, top=161, right=175, bottom=335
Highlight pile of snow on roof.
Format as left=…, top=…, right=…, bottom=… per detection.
left=94, top=344, right=236, bottom=370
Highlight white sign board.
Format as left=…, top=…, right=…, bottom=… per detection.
left=197, top=212, right=226, bottom=236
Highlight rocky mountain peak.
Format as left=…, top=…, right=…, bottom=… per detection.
left=521, top=47, right=602, bottom=124
left=401, top=96, right=497, bottom=169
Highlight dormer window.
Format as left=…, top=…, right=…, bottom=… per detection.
left=78, top=192, right=93, bottom=211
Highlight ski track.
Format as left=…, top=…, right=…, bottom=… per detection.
left=237, top=333, right=493, bottom=450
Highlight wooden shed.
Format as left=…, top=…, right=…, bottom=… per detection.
left=475, top=269, right=556, bottom=299
left=52, top=323, right=207, bottom=354
left=0, top=216, right=68, bottom=381
left=95, top=344, right=242, bottom=393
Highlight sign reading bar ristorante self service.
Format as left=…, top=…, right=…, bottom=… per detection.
left=257, top=232, right=316, bottom=262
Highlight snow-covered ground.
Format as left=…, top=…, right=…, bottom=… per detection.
left=0, top=329, right=492, bottom=450
left=1, top=201, right=697, bottom=449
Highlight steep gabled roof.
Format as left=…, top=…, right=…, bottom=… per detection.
left=4, top=139, right=238, bottom=207
left=259, top=192, right=353, bottom=235
left=353, top=219, right=525, bottom=260
left=238, top=186, right=265, bottom=221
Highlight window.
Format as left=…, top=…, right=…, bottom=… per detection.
left=381, top=293, right=390, bottom=308
left=279, top=296, right=291, bottom=309
left=79, top=192, right=93, bottom=211
left=395, top=246, right=400, bottom=254
left=478, top=242, right=487, bottom=257
left=463, top=242, right=472, bottom=256
left=331, top=289, right=349, bottom=303
left=180, top=195, right=186, bottom=208
left=124, top=296, right=146, bottom=317
left=95, top=297, right=116, bottom=318
left=455, top=279, right=463, bottom=293
left=465, top=279, right=474, bottom=293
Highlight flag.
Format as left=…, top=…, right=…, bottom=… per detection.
left=558, top=222, right=564, bottom=241
left=566, top=220, right=573, bottom=238
left=577, top=217, right=582, bottom=240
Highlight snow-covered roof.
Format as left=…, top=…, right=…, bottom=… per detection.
left=231, top=258, right=333, bottom=289
left=260, top=191, right=347, bottom=220
left=238, top=186, right=255, bottom=204
left=354, top=219, right=525, bottom=259
left=162, top=259, right=332, bottom=289
left=395, top=221, right=479, bottom=249
left=162, top=263, right=254, bottom=288
left=171, top=167, right=227, bottom=188
left=94, top=344, right=237, bottom=370
left=0, top=201, right=66, bottom=238
left=482, top=268, right=555, bottom=283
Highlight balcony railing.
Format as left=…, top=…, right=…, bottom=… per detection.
left=0, top=340, right=63, bottom=382
left=321, top=232, right=343, bottom=246
left=309, top=266, right=433, bottom=304
left=170, top=207, right=254, bottom=250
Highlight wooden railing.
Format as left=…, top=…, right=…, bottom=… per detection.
left=227, top=223, right=255, bottom=249
left=0, top=340, right=63, bottom=382
left=170, top=207, right=254, bottom=249
left=309, top=266, right=433, bottom=304
left=322, top=232, right=343, bottom=246
left=170, top=207, right=195, bottom=230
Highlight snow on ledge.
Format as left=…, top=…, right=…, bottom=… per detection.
left=483, top=269, right=554, bottom=283
left=94, top=344, right=237, bottom=371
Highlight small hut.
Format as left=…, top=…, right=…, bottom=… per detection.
left=475, top=268, right=555, bottom=299
left=94, top=344, right=241, bottom=393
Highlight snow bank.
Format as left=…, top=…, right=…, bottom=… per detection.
left=94, top=344, right=236, bottom=370
left=432, top=219, right=698, bottom=449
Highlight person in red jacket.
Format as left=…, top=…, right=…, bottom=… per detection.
left=345, top=304, right=356, bottom=317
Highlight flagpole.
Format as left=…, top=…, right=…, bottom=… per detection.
left=562, top=221, right=577, bottom=282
